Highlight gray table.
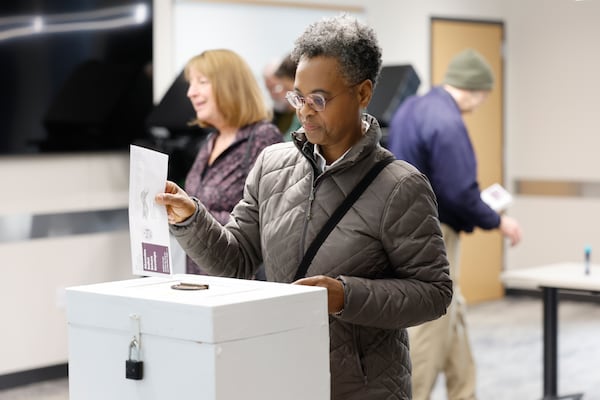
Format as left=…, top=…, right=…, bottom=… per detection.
left=502, top=262, right=600, bottom=400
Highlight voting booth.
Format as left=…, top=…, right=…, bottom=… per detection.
left=66, top=274, right=330, bottom=400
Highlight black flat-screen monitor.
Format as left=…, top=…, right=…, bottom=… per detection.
left=0, top=0, right=153, bottom=155
left=368, top=64, right=421, bottom=128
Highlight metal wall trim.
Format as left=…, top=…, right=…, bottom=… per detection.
left=0, top=209, right=128, bottom=244
left=514, top=179, right=600, bottom=198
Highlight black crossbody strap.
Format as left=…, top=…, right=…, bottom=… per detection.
left=293, top=157, right=395, bottom=281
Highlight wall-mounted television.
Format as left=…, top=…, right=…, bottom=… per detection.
left=0, top=0, right=153, bottom=155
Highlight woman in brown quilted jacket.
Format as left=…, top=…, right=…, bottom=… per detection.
left=157, top=14, right=452, bottom=400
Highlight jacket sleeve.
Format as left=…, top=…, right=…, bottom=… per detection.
left=428, top=119, right=500, bottom=231
left=170, top=151, right=267, bottom=279
left=337, top=170, right=453, bottom=329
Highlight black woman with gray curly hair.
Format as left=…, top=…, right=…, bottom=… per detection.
left=156, top=13, right=452, bottom=400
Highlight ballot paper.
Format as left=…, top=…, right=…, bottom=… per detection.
left=481, top=183, right=513, bottom=213
left=128, top=145, right=172, bottom=277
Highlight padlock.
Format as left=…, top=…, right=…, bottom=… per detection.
left=125, top=337, right=144, bottom=380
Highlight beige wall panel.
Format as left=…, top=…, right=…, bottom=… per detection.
left=506, top=197, right=600, bottom=271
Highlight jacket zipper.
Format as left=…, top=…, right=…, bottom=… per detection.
left=296, top=140, right=327, bottom=275
left=299, top=172, right=316, bottom=265
left=306, top=187, right=315, bottom=221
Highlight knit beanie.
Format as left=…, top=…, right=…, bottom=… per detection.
left=443, top=49, right=494, bottom=91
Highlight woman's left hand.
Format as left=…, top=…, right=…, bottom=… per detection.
left=293, top=275, right=344, bottom=315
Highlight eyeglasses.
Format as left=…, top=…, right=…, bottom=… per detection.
left=285, top=85, right=356, bottom=112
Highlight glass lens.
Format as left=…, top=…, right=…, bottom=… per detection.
left=285, top=91, right=327, bottom=111
left=285, top=91, right=302, bottom=109
left=308, top=94, right=326, bottom=111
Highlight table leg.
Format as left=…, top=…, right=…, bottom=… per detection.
left=541, top=287, right=583, bottom=400
left=542, top=286, right=558, bottom=397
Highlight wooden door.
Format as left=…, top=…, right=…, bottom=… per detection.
left=431, top=18, right=505, bottom=304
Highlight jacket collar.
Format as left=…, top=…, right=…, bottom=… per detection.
left=292, top=113, right=382, bottom=172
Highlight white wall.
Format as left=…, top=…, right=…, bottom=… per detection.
left=154, top=0, right=506, bottom=100
left=503, top=0, right=600, bottom=269
left=152, top=0, right=366, bottom=102
left=369, top=0, right=506, bottom=90
left=0, top=153, right=133, bottom=375
left=504, top=0, right=600, bottom=181
left=2, top=153, right=128, bottom=215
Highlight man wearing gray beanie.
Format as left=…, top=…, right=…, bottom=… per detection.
left=387, top=48, right=522, bottom=400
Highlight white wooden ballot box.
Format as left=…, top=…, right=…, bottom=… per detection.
left=66, top=274, right=330, bottom=400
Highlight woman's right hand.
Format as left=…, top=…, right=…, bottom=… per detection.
left=155, top=181, right=197, bottom=224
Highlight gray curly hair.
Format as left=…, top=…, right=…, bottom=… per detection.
left=291, top=14, right=382, bottom=87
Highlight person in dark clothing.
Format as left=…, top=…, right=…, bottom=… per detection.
left=263, top=53, right=301, bottom=141
left=387, top=48, right=522, bottom=400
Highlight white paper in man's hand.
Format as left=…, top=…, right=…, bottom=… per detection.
left=128, top=145, right=172, bottom=277
left=481, top=183, right=513, bottom=213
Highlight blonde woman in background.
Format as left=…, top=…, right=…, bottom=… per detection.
left=184, top=49, right=282, bottom=275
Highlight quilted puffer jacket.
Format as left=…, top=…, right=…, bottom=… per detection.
left=171, top=114, right=452, bottom=399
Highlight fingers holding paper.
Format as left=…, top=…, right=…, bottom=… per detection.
left=155, top=181, right=197, bottom=224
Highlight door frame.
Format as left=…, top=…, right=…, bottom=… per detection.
left=430, top=17, right=506, bottom=304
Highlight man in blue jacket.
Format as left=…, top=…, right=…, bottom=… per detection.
left=387, top=49, right=522, bottom=400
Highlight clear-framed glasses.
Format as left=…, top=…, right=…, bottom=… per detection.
left=285, top=86, right=353, bottom=112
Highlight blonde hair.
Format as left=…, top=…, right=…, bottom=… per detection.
left=184, top=49, right=272, bottom=128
